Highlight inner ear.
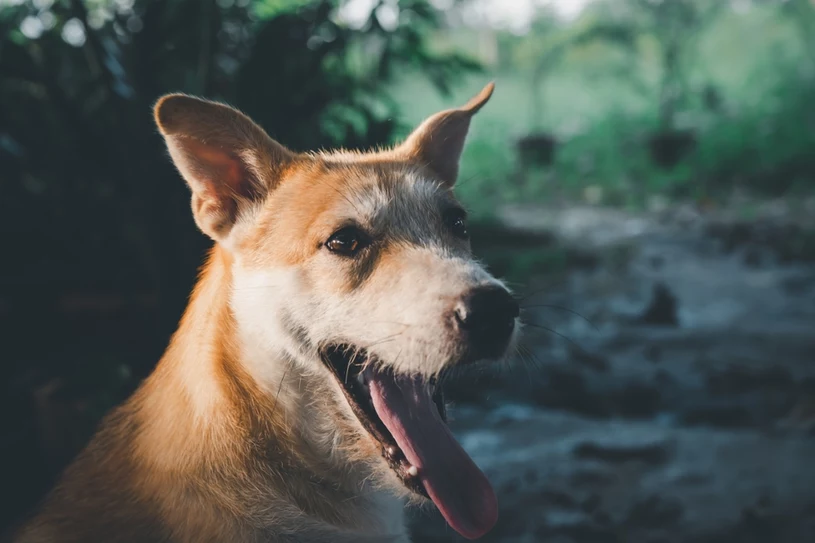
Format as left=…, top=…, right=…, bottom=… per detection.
left=177, top=138, right=261, bottom=201
left=154, top=94, right=294, bottom=242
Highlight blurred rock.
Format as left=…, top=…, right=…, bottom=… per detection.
left=637, top=282, right=679, bottom=327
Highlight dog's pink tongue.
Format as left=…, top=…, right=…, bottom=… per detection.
left=367, top=373, right=497, bottom=540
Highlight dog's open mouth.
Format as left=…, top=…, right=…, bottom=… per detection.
left=320, top=344, right=498, bottom=540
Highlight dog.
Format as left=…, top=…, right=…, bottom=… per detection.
left=14, top=82, right=519, bottom=542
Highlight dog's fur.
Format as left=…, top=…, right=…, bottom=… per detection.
left=15, top=82, right=514, bottom=542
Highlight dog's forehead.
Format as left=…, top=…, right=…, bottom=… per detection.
left=291, top=160, right=456, bottom=235
left=344, top=168, right=452, bottom=228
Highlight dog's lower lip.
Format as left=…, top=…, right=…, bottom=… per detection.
left=318, top=344, right=445, bottom=497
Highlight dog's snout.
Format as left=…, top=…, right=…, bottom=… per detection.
left=452, top=285, right=518, bottom=359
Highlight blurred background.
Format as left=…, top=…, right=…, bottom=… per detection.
left=2, top=0, right=815, bottom=540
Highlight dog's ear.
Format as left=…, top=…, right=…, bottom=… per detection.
left=154, top=94, right=293, bottom=242
left=397, top=82, right=494, bottom=186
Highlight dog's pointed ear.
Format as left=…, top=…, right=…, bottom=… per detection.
left=154, top=94, right=294, bottom=242
left=397, top=82, right=494, bottom=186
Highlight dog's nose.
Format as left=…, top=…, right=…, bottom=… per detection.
left=453, top=285, right=519, bottom=358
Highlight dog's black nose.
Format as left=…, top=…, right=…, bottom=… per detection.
left=453, top=285, right=519, bottom=358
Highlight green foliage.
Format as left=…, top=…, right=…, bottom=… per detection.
left=391, top=0, right=815, bottom=210
left=0, top=0, right=479, bottom=298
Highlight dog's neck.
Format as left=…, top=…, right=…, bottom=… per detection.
left=132, top=246, right=404, bottom=536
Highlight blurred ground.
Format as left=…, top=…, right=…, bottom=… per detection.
left=410, top=200, right=815, bottom=542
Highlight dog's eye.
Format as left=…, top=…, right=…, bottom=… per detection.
left=444, top=209, right=469, bottom=239
left=325, top=227, right=367, bottom=257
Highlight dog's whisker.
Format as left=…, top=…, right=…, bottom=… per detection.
left=453, top=172, right=484, bottom=189
left=521, top=304, right=598, bottom=331
left=364, top=333, right=404, bottom=350
left=515, top=280, right=571, bottom=302
left=509, top=346, right=532, bottom=383
left=522, top=322, right=582, bottom=350
left=517, top=343, right=545, bottom=373
left=271, top=357, right=294, bottom=416
left=521, top=345, right=541, bottom=370
left=360, top=321, right=414, bottom=329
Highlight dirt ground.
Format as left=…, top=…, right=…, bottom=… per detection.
left=410, top=202, right=815, bottom=542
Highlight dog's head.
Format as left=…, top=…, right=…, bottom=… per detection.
left=154, top=84, right=516, bottom=539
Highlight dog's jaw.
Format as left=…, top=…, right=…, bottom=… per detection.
left=229, top=264, right=413, bottom=532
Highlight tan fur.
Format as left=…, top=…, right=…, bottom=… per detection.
left=15, top=83, right=507, bottom=543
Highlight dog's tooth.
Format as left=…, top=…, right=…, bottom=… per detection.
left=387, top=446, right=397, bottom=456
left=406, top=465, right=418, bottom=477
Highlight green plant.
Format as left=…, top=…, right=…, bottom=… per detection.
left=0, top=0, right=479, bottom=322
left=583, top=0, right=725, bottom=131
